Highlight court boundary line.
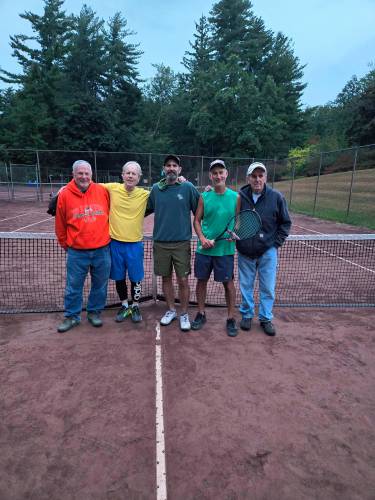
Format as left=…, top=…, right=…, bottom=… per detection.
left=155, top=322, right=167, bottom=500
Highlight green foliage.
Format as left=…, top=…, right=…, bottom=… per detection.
left=303, top=68, right=375, bottom=152
left=1, top=0, right=371, bottom=158
left=288, top=144, right=319, bottom=177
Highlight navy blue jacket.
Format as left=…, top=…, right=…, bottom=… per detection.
left=236, top=184, right=291, bottom=258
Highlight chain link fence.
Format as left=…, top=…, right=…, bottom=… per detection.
left=1, top=145, right=374, bottom=226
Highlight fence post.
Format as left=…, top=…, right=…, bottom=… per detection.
left=346, top=147, right=358, bottom=218
left=272, top=157, right=276, bottom=188
left=5, top=162, right=11, bottom=201
left=35, top=150, right=42, bottom=201
left=9, top=162, right=15, bottom=200
left=313, top=152, right=323, bottom=216
left=93, top=151, right=98, bottom=182
left=200, top=156, right=204, bottom=192
left=289, top=158, right=295, bottom=207
left=148, top=153, right=152, bottom=186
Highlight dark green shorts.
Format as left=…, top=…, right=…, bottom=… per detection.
left=153, top=241, right=191, bottom=278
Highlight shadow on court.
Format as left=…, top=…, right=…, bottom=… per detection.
left=1, top=303, right=375, bottom=499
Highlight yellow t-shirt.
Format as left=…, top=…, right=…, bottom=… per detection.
left=102, top=183, right=149, bottom=242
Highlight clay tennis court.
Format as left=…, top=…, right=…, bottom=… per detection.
left=1, top=199, right=375, bottom=499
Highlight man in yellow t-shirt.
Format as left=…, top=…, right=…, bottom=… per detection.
left=102, top=161, right=149, bottom=323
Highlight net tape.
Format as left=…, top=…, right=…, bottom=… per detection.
left=1, top=232, right=374, bottom=313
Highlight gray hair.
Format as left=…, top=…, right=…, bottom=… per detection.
left=122, top=161, right=142, bottom=177
left=72, top=160, right=92, bottom=173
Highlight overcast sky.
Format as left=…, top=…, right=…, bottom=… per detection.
left=0, top=0, right=374, bottom=107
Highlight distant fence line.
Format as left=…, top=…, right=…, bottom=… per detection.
left=0, top=145, right=374, bottom=224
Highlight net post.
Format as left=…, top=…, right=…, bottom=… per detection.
left=152, top=270, right=157, bottom=303
left=346, top=147, right=358, bottom=218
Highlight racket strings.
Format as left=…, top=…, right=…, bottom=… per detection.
left=232, top=211, right=261, bottom=239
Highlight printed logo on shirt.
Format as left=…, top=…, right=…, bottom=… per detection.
left=72, top=204, right=105, bottom=222
left=177, top=194, right=184, bottom=200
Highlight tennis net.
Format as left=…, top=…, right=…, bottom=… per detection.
left=1, top=232, right=374, bottom=313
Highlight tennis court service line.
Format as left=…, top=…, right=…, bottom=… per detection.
left=0, top=212, right=47, bottom=222
left=292, top=224, right=324, bottom=234
left=14, top=218, right=54, bottom=232
left=155, top=322, right=167, bottom=500
left=299, top=241, right=375, bottom=274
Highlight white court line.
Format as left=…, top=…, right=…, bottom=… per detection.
left=300, top=241, right=375, bottom=274
left=292, top=224, right=323, bottom=234
left=0, top=211, right=47, bottom=222
left=155, top=322, right=167, bottom=500
left=14, top=218, right=53, bottom=232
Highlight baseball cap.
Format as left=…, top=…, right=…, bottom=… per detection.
left=164, top=154, right=180, bottom=165
left=247, top=162, right=267, bottom=176
left=209, top=159, right=226, bottom=170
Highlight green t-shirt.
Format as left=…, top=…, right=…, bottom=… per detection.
left=197, top=188, right=238, bottom=256
left=148, top=181, right=200, bottom=241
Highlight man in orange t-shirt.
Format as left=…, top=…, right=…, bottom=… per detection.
left=55, top=160, right=111, bottom=333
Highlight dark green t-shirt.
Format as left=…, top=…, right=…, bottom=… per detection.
left=197, top=188, right=238, bottom=256
left=148, top=181, right=200, bottom=241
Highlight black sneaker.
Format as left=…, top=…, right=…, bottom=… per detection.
left=191, top=312, right=207, bottom=330
left=131, top=304, right=142, bottom=323
left=260, top=321, right=276, bottom=336
left=240, top=317, right=252, bottom=331
left=226, top=318, right=238, bottom=337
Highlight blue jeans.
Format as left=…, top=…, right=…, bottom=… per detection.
left=238, top=246, right=278, bottom=322
left=64, top=246, right=111, bottom=320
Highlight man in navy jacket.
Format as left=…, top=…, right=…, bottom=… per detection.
left=236, top=162, right=291, bottom=336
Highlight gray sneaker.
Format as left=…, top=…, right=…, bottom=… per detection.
left=57, top=317, right=80, bottom=333
left=87, top=313, right=103, bottom=328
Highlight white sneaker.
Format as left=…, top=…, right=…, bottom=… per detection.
left=179, top=313, right=191, bottom=332
left=160, top=309, right=177, bottom=326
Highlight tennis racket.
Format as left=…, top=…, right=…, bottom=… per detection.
left=215, top=209, right=262, bottom=241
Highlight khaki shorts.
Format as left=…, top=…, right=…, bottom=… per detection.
left=153, top=241, right=191, bottom=278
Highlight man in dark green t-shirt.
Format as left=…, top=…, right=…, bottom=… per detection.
left=147, top=154, right=200, bottom=332
left=192, top=159, right=240, bottom=337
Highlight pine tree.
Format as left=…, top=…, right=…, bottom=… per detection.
left=0, top=0, right=72, bottom=147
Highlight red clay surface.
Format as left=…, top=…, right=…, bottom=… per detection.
left=0, top=304, right=375, bottom=499
left=1, top=199, right=375, bottom=499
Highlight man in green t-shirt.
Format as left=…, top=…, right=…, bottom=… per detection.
left=192, top=159, right=240, bottom=337
left=147, top=154, right=200, bottom=332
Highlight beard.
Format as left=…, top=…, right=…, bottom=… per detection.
left=166, top=171, right=178, bottom=183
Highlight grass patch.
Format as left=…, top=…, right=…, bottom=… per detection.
left=274, top=168, right=375, bottom=230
